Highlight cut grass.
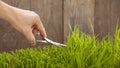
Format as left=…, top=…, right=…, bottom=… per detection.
left=0, top=26, right=120, bottom=68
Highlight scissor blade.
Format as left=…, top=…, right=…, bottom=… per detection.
left=36, top=40, right=48, bottom=43
left=44, top=38, right=66, bottom=47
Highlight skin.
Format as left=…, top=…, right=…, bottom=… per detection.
left=0, top=1, right=47, bottom=45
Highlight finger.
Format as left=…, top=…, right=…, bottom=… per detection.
left=33, top=29, right=39, bottom=35
left=24, top=29, right=36, bottom=46
left=36, top=19, right=47, bottom=39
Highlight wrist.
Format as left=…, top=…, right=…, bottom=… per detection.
left=0, top=1, right=17, bottom=24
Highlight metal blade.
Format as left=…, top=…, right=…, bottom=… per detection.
left=36, top=38, right=66, bottom=47
left=44, top=38, right=66, bottom=47
left=36, top=40, right=47, bottom=43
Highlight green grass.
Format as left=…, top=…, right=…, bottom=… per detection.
left=0, top=26, right=120, bottom=68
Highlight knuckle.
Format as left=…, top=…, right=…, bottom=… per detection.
left=30, top=11, right=40, bottom=22
left=35, top=14, right=40, bottom=18
left=31, top=11, right=36, bottom=14
left=31, top=11, right=39, bottom=16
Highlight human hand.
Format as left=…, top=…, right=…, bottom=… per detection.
left=0, top=1, right=47, bottom=45
left=10, top=8, right=47, bottom=45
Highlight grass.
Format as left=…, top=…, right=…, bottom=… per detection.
left=0, top=26, right=120, bottom=68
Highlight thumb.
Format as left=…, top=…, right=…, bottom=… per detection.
left=24, top=29, right=36, bottom=46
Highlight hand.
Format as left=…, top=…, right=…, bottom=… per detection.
left=0, top=1, right=47, bottom=45
left=10, top=8, right=47, bottom=45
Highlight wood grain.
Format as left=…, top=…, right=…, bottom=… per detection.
left=0, top=0, right=63, bottom=51
left=94, top=0, right=120, bottom=39
left=0, top=0, right=32, bottom=52
left=64, top=0, right=95, bottom=42
left=1, top=0, right=120, bottom=51
left=30, top=0, right=63, bottom=43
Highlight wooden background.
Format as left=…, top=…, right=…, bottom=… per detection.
left=0, top=0, right=120, bottom=52
left=94, top=0, right=120, bottom=39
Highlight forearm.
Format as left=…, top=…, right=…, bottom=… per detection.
left=0, top=1, right=16, bottom=23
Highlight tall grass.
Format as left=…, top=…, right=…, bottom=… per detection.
left=0, top=26, right=120, bottom=68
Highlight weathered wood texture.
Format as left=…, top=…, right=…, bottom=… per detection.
left=94, top=0, right=120, bottom=39
left=64, top=0, right=95, bottom=42
left=0, top=0, right=120, bottom=51
left=0, top=0, right=31, bottom=52
left=0, top=0, right=63, bottom=52
left=30, top=0, right=63, bottom=43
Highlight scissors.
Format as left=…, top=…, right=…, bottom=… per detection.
left=36, top=37, right=66, bottom=47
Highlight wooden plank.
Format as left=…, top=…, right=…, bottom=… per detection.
left=109, top=0, right=120, bottom=36
left=0, top=0, right=31, bottom=52
left=30, top=0, right=63, bottom=43
left=0, top=0, right=63, bottom=52
left=94, top=0, right=110, bottom=39
left=94, top=0, right=120, bottom=39
left=64, top=0, right=95, bottom=42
